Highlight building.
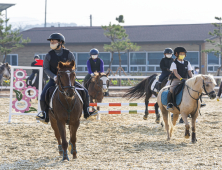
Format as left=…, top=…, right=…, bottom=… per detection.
left=4, top=23, right=221, bottom=75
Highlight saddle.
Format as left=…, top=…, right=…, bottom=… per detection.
left=161, top=83, right=185, bottom=107
left=45, top=85, right=84, bottom=110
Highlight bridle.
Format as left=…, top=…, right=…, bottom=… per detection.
left=186, top=79, right=215, bottom=114
left=56, top=69, right=77, bottom=124
left=186, top=80, right=215, bottom=100
left=57, top=70, right=76, bottom=96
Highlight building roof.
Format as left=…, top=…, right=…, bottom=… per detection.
left=21, top=23, right=215, bottom=44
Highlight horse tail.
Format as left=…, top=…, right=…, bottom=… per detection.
left=123, top=74, right=157, bottom=99
left=168, top=110, right=173, bottom=132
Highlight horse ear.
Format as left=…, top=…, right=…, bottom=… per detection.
left=106, top=70, right=110, bottom=76
left=58, top=61, right=63, bottom=68
left=5, top=62, right=8, bottom=67
left=70, top=60, right=75, bottom=69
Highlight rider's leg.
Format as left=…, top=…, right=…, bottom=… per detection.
left=83, top=74, right=91, bottom=90
left=75, top=81, right=98, bottom=119
left=167, top=79, right=180, bottom=111
left=36, top=79, right=55, bottom=123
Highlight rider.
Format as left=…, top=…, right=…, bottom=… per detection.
left=36, top=33, right=98, bottom=124
left=30, top=55, right=48, bottom=81
left=155, top=48, right=174, bottom=91
left=167, top=47, right=193, bottom=111
left=84, top=48, right=108, bottom=96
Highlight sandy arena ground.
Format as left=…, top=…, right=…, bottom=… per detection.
left=0, top=97, right=221, bottom=169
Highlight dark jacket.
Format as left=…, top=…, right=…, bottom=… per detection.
left=160, top=57, right=174, bottom=72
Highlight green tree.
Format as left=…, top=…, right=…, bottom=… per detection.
left=202, top=17, right=222, bottom=78
left=0, top=12, right=30, bottom=63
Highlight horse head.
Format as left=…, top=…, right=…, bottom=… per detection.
left=57, top=60, right=76, bottom=98
left=92, top=71, right=109, bottom=93
left=187, top=74, right=216, bottom=99
left=0, top=62, right=11, bottom=80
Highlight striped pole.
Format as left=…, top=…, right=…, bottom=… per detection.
left=90, top=103, right=155, bottom=107
left=97, top=110, right=155, bottom=114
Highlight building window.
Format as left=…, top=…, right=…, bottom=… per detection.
left=207, top=52, right=220, bottom=72
left=129, top=52, right=146, bottom=72
left=5, top=54, right=18, bottom=66
left=186, top=52, right=199, bottom=65
left=112, top=52, right=127, bottom=72
left=147, top=52, right=164, bottom=72
left=76, top=53, right=89, bottom=72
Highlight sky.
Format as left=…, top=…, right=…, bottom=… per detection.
left=1, top=0, right=222, bottom=28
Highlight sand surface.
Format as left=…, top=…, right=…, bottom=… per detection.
left=0, top=97, right=221, bottom=169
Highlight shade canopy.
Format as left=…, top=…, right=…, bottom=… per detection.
left=0, top=3, right=15, bottom=12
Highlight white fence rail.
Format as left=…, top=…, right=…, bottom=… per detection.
left=1, top=76, right=222, bottom=90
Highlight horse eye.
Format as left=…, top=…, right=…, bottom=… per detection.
left=206, top=84, right=209, bottom=87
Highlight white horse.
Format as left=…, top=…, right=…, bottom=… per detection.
left=157, top=75, right=216, bottom=143
left=0, top=62, right=11, bottom=86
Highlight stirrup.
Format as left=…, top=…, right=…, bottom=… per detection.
left=87, top=106, right=98, bottom=116
left=36, top=111, right=48, bottom=124
left=167, top=103, right=174, bottom=111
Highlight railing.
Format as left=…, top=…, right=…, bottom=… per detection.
left=1, top=76, right=222, bottom=90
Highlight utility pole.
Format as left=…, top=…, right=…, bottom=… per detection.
left=5, top=9, right=7, bottom=28
left=45, top=0, right=47, bottom=27
left=90, top=14, right=92, bottom=27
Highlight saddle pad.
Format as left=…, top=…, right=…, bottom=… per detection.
left=161, top=89, right=183, bottom=106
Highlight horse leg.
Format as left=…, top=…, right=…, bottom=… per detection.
left=49, top=114, right=63, bottom=155
left=172, top=113, right=179, bottom=126
left=191, top=111, right=198, bottom=143
left=90, top=95, right=95, bottom=111
left=57, top=121, right=69, bottom=161
left=162, top=108, right=171, bottom=140
left=181, top=112, right=190, bottom=139
left=143, top=91, right=152, bottom=120
left=69, top=120, right=80, bottom=159
left=154, top=102, right=160, bottom=124
left=96, top=98, right=101, bottom=120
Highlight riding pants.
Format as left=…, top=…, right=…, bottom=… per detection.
left=159, top=71, right=171, bottom=82
left=170, top=78, right=187, bottom=93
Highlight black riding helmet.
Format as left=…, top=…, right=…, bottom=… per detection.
left=163, top=48, right=173, bottom=54
left=34, top=55, right=40, bottom=60
left=47, top=33, right=65, bottom=44
left=174, top=47, right=187, bottom=57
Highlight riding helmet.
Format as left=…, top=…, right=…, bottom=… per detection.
left=90, top=48, right=99, bottom=56
left=163, top=48, right=173, bottom=54
left=47, top=33, right=65, bottom=44
left=34, top=55, right=40, bottom=59
left=174, top=47, right=187, bottom=55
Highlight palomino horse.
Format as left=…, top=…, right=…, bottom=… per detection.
left=157, top=75, right=216, bottom=143
left=123, top=74, right=168, bottom=123
left=0, top=62, right=11, bottom=86
left=88, top=72, right=109, bottom=120
left=48, top=60, right=83, bottom=161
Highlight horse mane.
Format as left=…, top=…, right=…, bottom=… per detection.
left=91, top=72, right=106, bottom=82
left=57, top=61, right=75, bottom=70
left=186, top=74, right=216, bottom=88
left=0, top=63, right=5, bottom=74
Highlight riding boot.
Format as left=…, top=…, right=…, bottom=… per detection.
left=166, top=92, right=174, bottom=111
left=36, top=100, right=49, bottom=124
left=82, top=88, right=98, bottom=119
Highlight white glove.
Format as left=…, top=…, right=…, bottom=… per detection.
left=53, top=76, right=57, bottom=82
left=90, top=73, right=94, bottom=76
left=217, top=96, right=220, bottom=101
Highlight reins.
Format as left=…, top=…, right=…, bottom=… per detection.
left=56, top=69, right=77, bottom=124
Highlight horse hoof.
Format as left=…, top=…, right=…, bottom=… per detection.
left=59, top=151, right=63, bottom=156
left=155, top=119, right=160, bottom=124
left=143, top=115, right=148, bottom=120
left=185, top=134, right=190, bottom=139
left=73, top=155, right=77, bottom=159
left=62, top=158, right=69, bottom=161
left=192, top=139, right=197, bottom=143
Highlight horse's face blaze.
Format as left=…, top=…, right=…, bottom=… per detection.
left=100, top=76, right=109, bottom=92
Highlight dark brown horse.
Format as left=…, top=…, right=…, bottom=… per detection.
left=123, top=74, right=168, bottom=123
left=88, top=72, right=109, bottom=120
left=48, top=60, right=83, bottom=161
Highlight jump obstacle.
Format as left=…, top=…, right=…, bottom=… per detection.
left=89, top=103, right=156, bottom=115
